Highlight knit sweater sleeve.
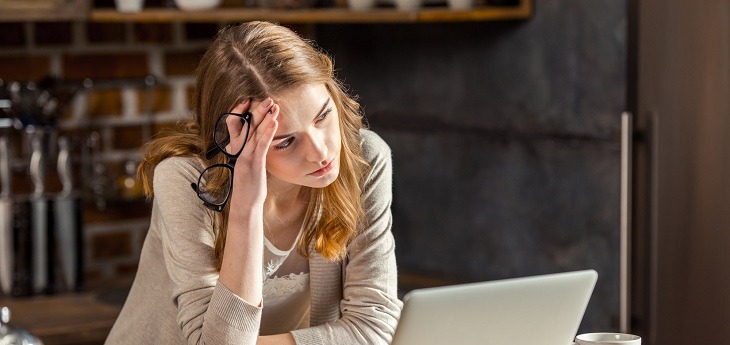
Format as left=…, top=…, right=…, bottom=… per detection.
left=291, top=130, right=404, bottom=345
left=153, top=157, right=262, bottom=345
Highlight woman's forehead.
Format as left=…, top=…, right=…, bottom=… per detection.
left=271, top=84, right=331, bottom=127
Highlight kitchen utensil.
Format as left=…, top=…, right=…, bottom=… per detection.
left=10, top=198, right=32, bottom=297
left=0, top=307, right=45, bottom=345
left=5, top=77, right=89, bottom=130
left=0, top=79, right=12, bottom=121
left=29, top=134, right=49, bottom=294
left=54, top=136, right=84, bottom=292
left=0, top=137, right=12, bottom=296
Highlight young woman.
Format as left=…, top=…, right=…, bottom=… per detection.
left=105, top=21, right=402, bottom=345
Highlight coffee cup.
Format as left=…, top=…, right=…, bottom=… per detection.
left=575, top=333, right=641, bottom=345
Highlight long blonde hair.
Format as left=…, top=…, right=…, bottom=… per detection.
left=138, top=21, right=368, bottom=269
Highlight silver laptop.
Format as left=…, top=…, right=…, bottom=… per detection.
left=392, top=270, right=597, bottom=345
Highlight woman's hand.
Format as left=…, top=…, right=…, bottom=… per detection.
left=226, top=97, right=280, bottom=209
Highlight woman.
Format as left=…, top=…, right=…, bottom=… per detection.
left=105, top=21, right=402, bottom=345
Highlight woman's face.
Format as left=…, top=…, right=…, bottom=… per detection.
left=264, top=83, right=342, bottom=189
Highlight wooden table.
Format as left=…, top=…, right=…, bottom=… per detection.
left=0, top=293, right=123, bottom=345
left=0, top=273, right=451, bottom=344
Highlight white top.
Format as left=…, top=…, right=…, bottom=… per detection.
left=260, top=224, right=311, bottom=336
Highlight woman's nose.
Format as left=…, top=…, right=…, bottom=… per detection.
left=305, top=133, right=328, bottom=163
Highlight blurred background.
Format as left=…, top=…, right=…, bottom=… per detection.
left=0, top=0, right=728, bottom=344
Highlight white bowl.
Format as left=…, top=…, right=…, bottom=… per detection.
left=347, top=0, right=376, bottom=10
left=174, top=0, right=222, bottom=11
left=115, top=0, right=144, bottom=12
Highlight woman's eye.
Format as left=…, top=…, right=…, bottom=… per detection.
left=274, top=137, right=294, bottom=151
left=316, top=108, right=332, bottom=123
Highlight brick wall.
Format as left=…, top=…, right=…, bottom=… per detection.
left=0, top=21, right=224, bottom=289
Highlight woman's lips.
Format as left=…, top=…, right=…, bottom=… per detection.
left=308, top=159, right=334, bottom=177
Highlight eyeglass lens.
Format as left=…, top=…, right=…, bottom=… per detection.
left=198, top=165, right=232, bottom=207
left=214, top=113, right=250, bottom=157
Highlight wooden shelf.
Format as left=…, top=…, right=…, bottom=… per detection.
left=0, top=0, right=90, bottom=22
left=90, top=1, right=531, bottom=23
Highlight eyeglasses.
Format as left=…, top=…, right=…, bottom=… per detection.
left=190, top=111, right=252, bottom=212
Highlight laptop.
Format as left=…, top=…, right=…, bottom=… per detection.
left=391, top=270, right=597, bottom=345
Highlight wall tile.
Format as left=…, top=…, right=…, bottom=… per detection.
left=0, top=23, right=25, bottom=47
left=184, top=23, right=219, bottom=41
left=152, top=121, right=182, bottom=137
left=64, top=53, right=148, bottom=80
left=91, top=232, right=132, bottom=259
left=0, top=56, right=50, bottom=81
left=164, top=49, right=205, bottom=76
left=86, top=23, right=126, bottom=44
left=112, top=125, right=145, bottom=150
left=88, top=89, right=123, bottom=117
left=34, top=22, right=72, bottom=46
left=137, top=86, right=172, bottom=113
left=134, top=23, right=173, bottom=43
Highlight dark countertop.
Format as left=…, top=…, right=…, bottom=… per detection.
left=0, top=285, right=130, bottom=345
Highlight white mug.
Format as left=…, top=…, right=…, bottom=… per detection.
left=575, top=333, right=641, bottom=345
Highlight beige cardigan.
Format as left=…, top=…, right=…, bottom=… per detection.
left=105, top=130, right=402, bottom=345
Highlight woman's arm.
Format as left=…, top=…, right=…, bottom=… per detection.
left=154, top=99, right=280, bottom=345
left=155, top=158, right=263, bottom=345
left=218, top=98, right=279, bottom=306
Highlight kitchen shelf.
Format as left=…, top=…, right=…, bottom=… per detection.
left=90, top=1, right=531, bottom=24
left=0, top=0, right=90, bottom=22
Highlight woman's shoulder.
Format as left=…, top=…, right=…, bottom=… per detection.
left=153, top=155, right=206, bottom=189
left=155, top=155, right=205, bottom=177
left=359, top=129, right=392, bottom=165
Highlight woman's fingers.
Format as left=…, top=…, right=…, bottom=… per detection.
left=225, top=99, right=251, bottom=154
left=254, top=111, right=279, bottom=165
left=229, top=99, right=251, bottom=114
left=244, top=103, right=278, bottom=155
left=247, top=98, right=275, bottom=137
left=253, top=104, right=279, bottom=146
left=223, top=96, right=277, bottom=158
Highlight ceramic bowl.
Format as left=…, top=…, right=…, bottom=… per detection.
left=174, top=0, right=222, bottom=11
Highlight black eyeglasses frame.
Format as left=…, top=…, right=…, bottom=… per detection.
left=190, top=111, right=252, bottom=212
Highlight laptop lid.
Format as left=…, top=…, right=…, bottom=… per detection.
left=391, top=270, right=598, bottom=345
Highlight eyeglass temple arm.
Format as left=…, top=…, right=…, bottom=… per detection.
left=205, top=144, right=222, bottom=160
left=190, top=183, right=225, bottom=212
